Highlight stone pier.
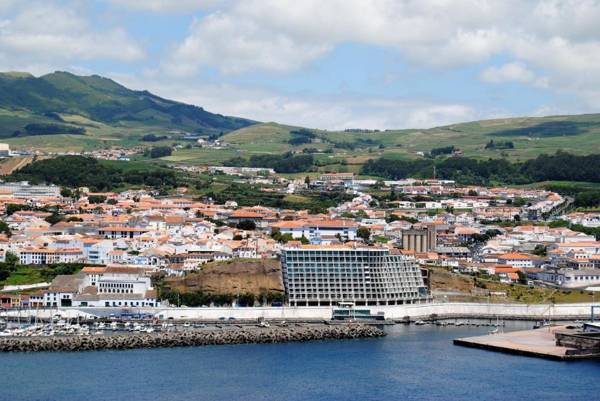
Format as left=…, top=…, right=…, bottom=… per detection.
left=0, top=325, right=385, bottom=353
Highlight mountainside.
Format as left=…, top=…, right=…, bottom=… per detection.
left=0, top=71, right=255, bottom=139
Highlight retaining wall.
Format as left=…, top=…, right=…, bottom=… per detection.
left=4, top=302, right=596, bottom=321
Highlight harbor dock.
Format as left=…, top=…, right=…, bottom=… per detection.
left=454, top=325, right=600, bottom=360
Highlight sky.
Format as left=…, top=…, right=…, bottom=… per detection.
left=0, top=0, right=599, bottom=130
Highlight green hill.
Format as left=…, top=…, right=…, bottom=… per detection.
left=0, top=71, right=255, bottom=143
left=1, top=70, right=600, bottom=161
left=218, top=114, right=600, bottom=163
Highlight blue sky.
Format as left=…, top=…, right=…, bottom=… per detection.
left=1, top=0, right=599, bottom=129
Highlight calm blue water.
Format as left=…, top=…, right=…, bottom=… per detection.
left=1, top=323, right=599, bottom=401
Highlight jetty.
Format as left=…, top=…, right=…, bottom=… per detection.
left=0, top=324, right=385, bottom=353
left=454, top=325, right=600, bottom=360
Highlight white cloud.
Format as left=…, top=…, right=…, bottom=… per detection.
left=159, top=0, right=600, bottom=111
left=109, top=0, right=223, bottom=13
left=163, top=0, right=519, bottom=75
left=480, top=62, right=536, bottom=84
left=0, top=1, right=144, bottom=71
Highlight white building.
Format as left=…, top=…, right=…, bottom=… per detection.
left=0, top=181, right=60, bottom=198
left=272, top=219, right=358, bottom=243
left=19, top=247, right=84, bottom=265
left=43, top=266, right=159, bottom=308
left=559, top=269, right=600, bottom=289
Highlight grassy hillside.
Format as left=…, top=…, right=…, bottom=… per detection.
left=156, top=114, right=600, bottom=169
left=0, top=71, right=256, bottom=146
left=212, top=114, right=600, bottom=165
left=1, top=70, right=599, bottom=162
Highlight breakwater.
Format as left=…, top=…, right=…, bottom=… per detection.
left=0, top=325, right=384, bottom=352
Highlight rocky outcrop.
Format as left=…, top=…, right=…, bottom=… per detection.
left=0, top=325, right=385, bottom=353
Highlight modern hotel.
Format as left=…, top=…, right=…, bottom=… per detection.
left=281, top=244, right=428, bottom=306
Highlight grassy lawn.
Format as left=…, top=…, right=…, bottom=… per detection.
left=283, top=194, right=312, bottom=204
left=161, top=148, right=241, bottom=164
left=1, top=266, right=47, bottom=286
left=485, top=281, right=597, bottom=304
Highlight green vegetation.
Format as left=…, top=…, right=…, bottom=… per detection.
left=3, top=71, right=600, bottom=162
left=141, top=134, right=168, bottom=142
left=357, top=227, right=371, bottom=241
left=431, top=267, right=597, bottom=304
left=14, top=123, right=85, bottom=137
left=218, top=114, right=600, bottom=165
left=430, top=145, right=455, bottom=156
left=0, top=221, right=11, bottom=237
left=361, top=151, right=600, bottom=186
left=549, top=220, right=600, bottom=240
left=0, top=72, right=254, bottom=144
left=204, top=182, right=353, bottom=213
left=288, top=129, right=316, bottom=145
left=489, top=121, right=590, bottom=137
left=0, top=262, right=85, bottom=286
left=224, top=152, right=314, bottom=173
left=7, top=156, right=178, bottom=192
left=145, top=146, right=173, bottom=158
left=485, top=139, right=514, bottom=150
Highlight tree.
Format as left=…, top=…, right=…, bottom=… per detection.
left=0, top=221, right=11, bottom=237
left=145, top=146, right=173, bottom=158
left=88, top=195, right=107, bottom=204
left=60, top=187, right=72, bottom=198
left=0, top=266, right=9, bottom=281
left=357, top=227, right=371, bottom=241
left=5, top=203, right=30, bottom=216
left=386, top=213, right=400, bottom=223
left=5, top=251, right=19, bottom=271
left=236, top=220, right=256, bottom=231
left=533, top=244, right=547, bottom=257
left=45, top=213, right=64, bottom=225
left=237, top=292, right=256, bottom=307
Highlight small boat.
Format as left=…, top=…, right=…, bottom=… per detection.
left=415, top=320, right=426, bottom=326
left=259, top=321, right=270, bottom=328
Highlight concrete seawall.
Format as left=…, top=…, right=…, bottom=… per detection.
left=3, top=302, right=596, bottom=321
left=0, top=325, right=385, bottom=353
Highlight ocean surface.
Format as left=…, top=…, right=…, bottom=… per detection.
left=2, top=322, right=599, bottom=401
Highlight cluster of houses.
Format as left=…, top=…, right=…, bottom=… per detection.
left=0, top=172, right=598, bottom=309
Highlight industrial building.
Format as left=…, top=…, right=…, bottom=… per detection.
left=402, top=224, right=437, bottom=253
